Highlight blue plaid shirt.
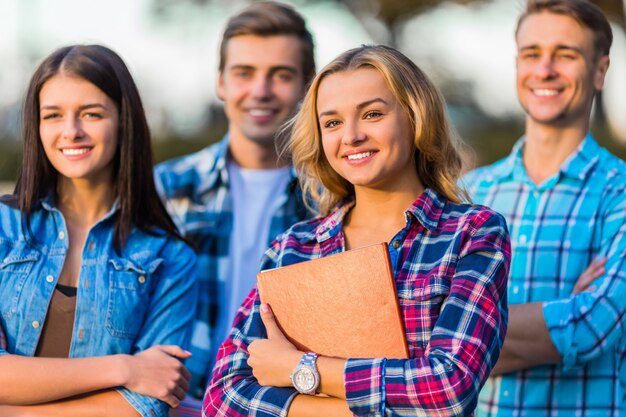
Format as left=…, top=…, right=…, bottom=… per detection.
left=464, top=134, right=626, bottom=417
left=154, top=136, right=309, bottom=399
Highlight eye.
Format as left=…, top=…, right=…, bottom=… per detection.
left=323, top=119, right=340, bottom=129
left=83, top=112, right=103, bottom=120
left=233, top=69, right=253, bottom=79
left=41, top=112, right=61, bottom=121
left=557, top=52, right=577, bottom=60
left=275, top=71, right=294, bottom=82
left=364, top=111, right=382, bottom=120
left=519, top=51, right=539, bottom=60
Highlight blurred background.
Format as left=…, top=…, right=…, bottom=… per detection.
left=1, top=0, right=625, bottom=194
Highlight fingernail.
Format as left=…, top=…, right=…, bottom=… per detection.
left=184, top=350, right=192, bottom=355
left=260, top=303, right=269, bottom=313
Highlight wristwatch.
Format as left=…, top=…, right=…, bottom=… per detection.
left=290, top=352, right=320, bottom=395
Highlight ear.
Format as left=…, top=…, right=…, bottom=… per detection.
left=593, top=55, right=610, bottom=91
left=217, top=71, right=225, bottom=102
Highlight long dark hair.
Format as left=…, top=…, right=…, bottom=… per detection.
left=15, top=44, right=183, bottom=251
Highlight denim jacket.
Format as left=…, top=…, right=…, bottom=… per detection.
left=0, top=195, right=198, bottom=417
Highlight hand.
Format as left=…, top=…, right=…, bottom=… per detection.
left=123, top=345, right=191, bottom=408
left=247, top=303, right=302, bottom=387
left=572, top=257, right=607, bottom=294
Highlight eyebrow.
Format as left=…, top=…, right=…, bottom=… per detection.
left=229, top=64, right=298, bottom=74
left=318, top=97, right=388, bottom=119
left=519, top=44, right=584, bottom=54
left=40, top=103, right=109, bottom=111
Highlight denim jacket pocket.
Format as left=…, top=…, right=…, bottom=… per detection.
left=106, top=257, right=164, bottom=339
left=396, top=275, right=451, bottom=356
left=0, top=242, right=40, bottom=320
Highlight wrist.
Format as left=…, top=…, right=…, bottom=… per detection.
left=114, top=354, right=133, bottom=387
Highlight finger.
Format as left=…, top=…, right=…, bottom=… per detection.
left=172, top=385, right=187, bottom=401
left=158, top=345, right=192, bottom=359
left=166, top=395, right=181, bottom=409
left=178, top=376, right=190, bottom=393
left=259, top=303, right=284, bottom=340
left=180, top=364, right=191, bottom=382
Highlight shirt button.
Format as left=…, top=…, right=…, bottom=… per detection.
left=32, top=321, right=40, bottom=329
left=58, top=231, right=65, bottom=240
left=46, top=275, right=54, bottom=283
left=88, top=242, right=95, bottom=251
left=138, top=276, right=146, bottom=284
left=503, top=390, right=509, bottom=397
left=392, top=240, right=401, bottom=249
left=512, top=286, right=519, bottom=294
left=519, top=235, right=527, bottom=244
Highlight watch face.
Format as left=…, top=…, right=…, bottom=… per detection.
left=293, top=367, right=317, bottom=392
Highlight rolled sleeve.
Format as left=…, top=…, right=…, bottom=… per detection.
left=542, top=190, right=626, bottom=370
left=118, top=387, right=168, bottom=417
left=344, top=358, right=385, bottom=417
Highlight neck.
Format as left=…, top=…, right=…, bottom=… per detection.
left=348, top=179, right=424, bottom=231
left=56, top=177, right=116, bottom=228
left=228, top=130, right=288, bottom=170
left=523, top=119, right=588, bottom=184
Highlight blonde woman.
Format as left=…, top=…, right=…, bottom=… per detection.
left=205, top=45, right=510, bottom=417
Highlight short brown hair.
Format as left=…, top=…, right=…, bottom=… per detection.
left=218, top=1, right=315, bottom=85
left=286, top=45, right=467, bottom=215
left=516, top=0, right=613, bottom=57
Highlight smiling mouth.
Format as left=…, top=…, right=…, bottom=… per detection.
left=533, top=88, right=560, bottom=96
left=248, top=109, right=275, bottom=117
left=61, top=148, right=92, bottom=156
left=346, top=151, right=374, bottom=161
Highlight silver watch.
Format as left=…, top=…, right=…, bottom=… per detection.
left=290, top=352, right=320, bottom=395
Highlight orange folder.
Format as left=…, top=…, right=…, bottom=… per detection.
left=257, top=243, right=409, bottom=359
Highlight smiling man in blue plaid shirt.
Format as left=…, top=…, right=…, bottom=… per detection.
left=154, top=2, right=315, bottom=409
left=464, top=1, right=626, bottom=416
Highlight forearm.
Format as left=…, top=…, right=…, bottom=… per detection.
left=0, top=390, right=140, bottom=417
left=317, top=356, right=347, bottom=399
left=0, top=354, right=129, bottom=405
left=287, top=395, right=353, bottom=417
left=493, top=303, right=560, bottom=373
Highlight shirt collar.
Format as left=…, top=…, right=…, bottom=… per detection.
left=314, top=188, right=445, bottom=243
left=491, top=133, right=600, bottom=183
left=560, top=133, right=600, bottom=181
left=198, top=134, right=299, bottom=196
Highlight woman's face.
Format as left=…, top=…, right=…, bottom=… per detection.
left=316, top=67, right=418, bottom=192
left=39, top=73, right=119, bottom=186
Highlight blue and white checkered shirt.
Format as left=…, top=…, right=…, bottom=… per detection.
left=154, top=136, right=310, bottom=399
left=464, top=134, right=626, bottom=417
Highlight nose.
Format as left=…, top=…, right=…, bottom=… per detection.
left=251, top=75, right=273, bottom=100
left=61, top=116, right=83, bottom=141
left=342, top=120, right=366, bottom=146
left=535, top=55, right=557, bottom=79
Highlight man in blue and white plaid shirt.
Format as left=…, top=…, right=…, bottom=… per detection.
left=464, top=1, right=626, bottom=416
left=154, top=2, right=315, bottom=408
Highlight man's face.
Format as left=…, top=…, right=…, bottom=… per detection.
left=516, top=12, right=609, bottom=128
left=218, top=34, right=306, bottom=147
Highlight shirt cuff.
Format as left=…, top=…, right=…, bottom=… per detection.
left=118, top=387, right=169, bottom=417
left=344, top=358, right=385, bottom=417
left=543, top=299, right=579, bottom=370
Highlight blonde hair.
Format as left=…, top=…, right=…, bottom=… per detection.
left=285, top=45, right=467, bottom=215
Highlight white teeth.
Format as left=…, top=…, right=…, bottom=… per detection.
left=249, top=109, right=273, bottom=116
left=534, top=89, right=559, bottom=96
left=347, top=151, right=373, bottom=161
left=62, top=148, right=90, bottom=156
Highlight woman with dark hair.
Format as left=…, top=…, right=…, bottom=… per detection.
left=205, top=45, right=510, bottom=417
left=0, top=45, right=198, bottom=417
